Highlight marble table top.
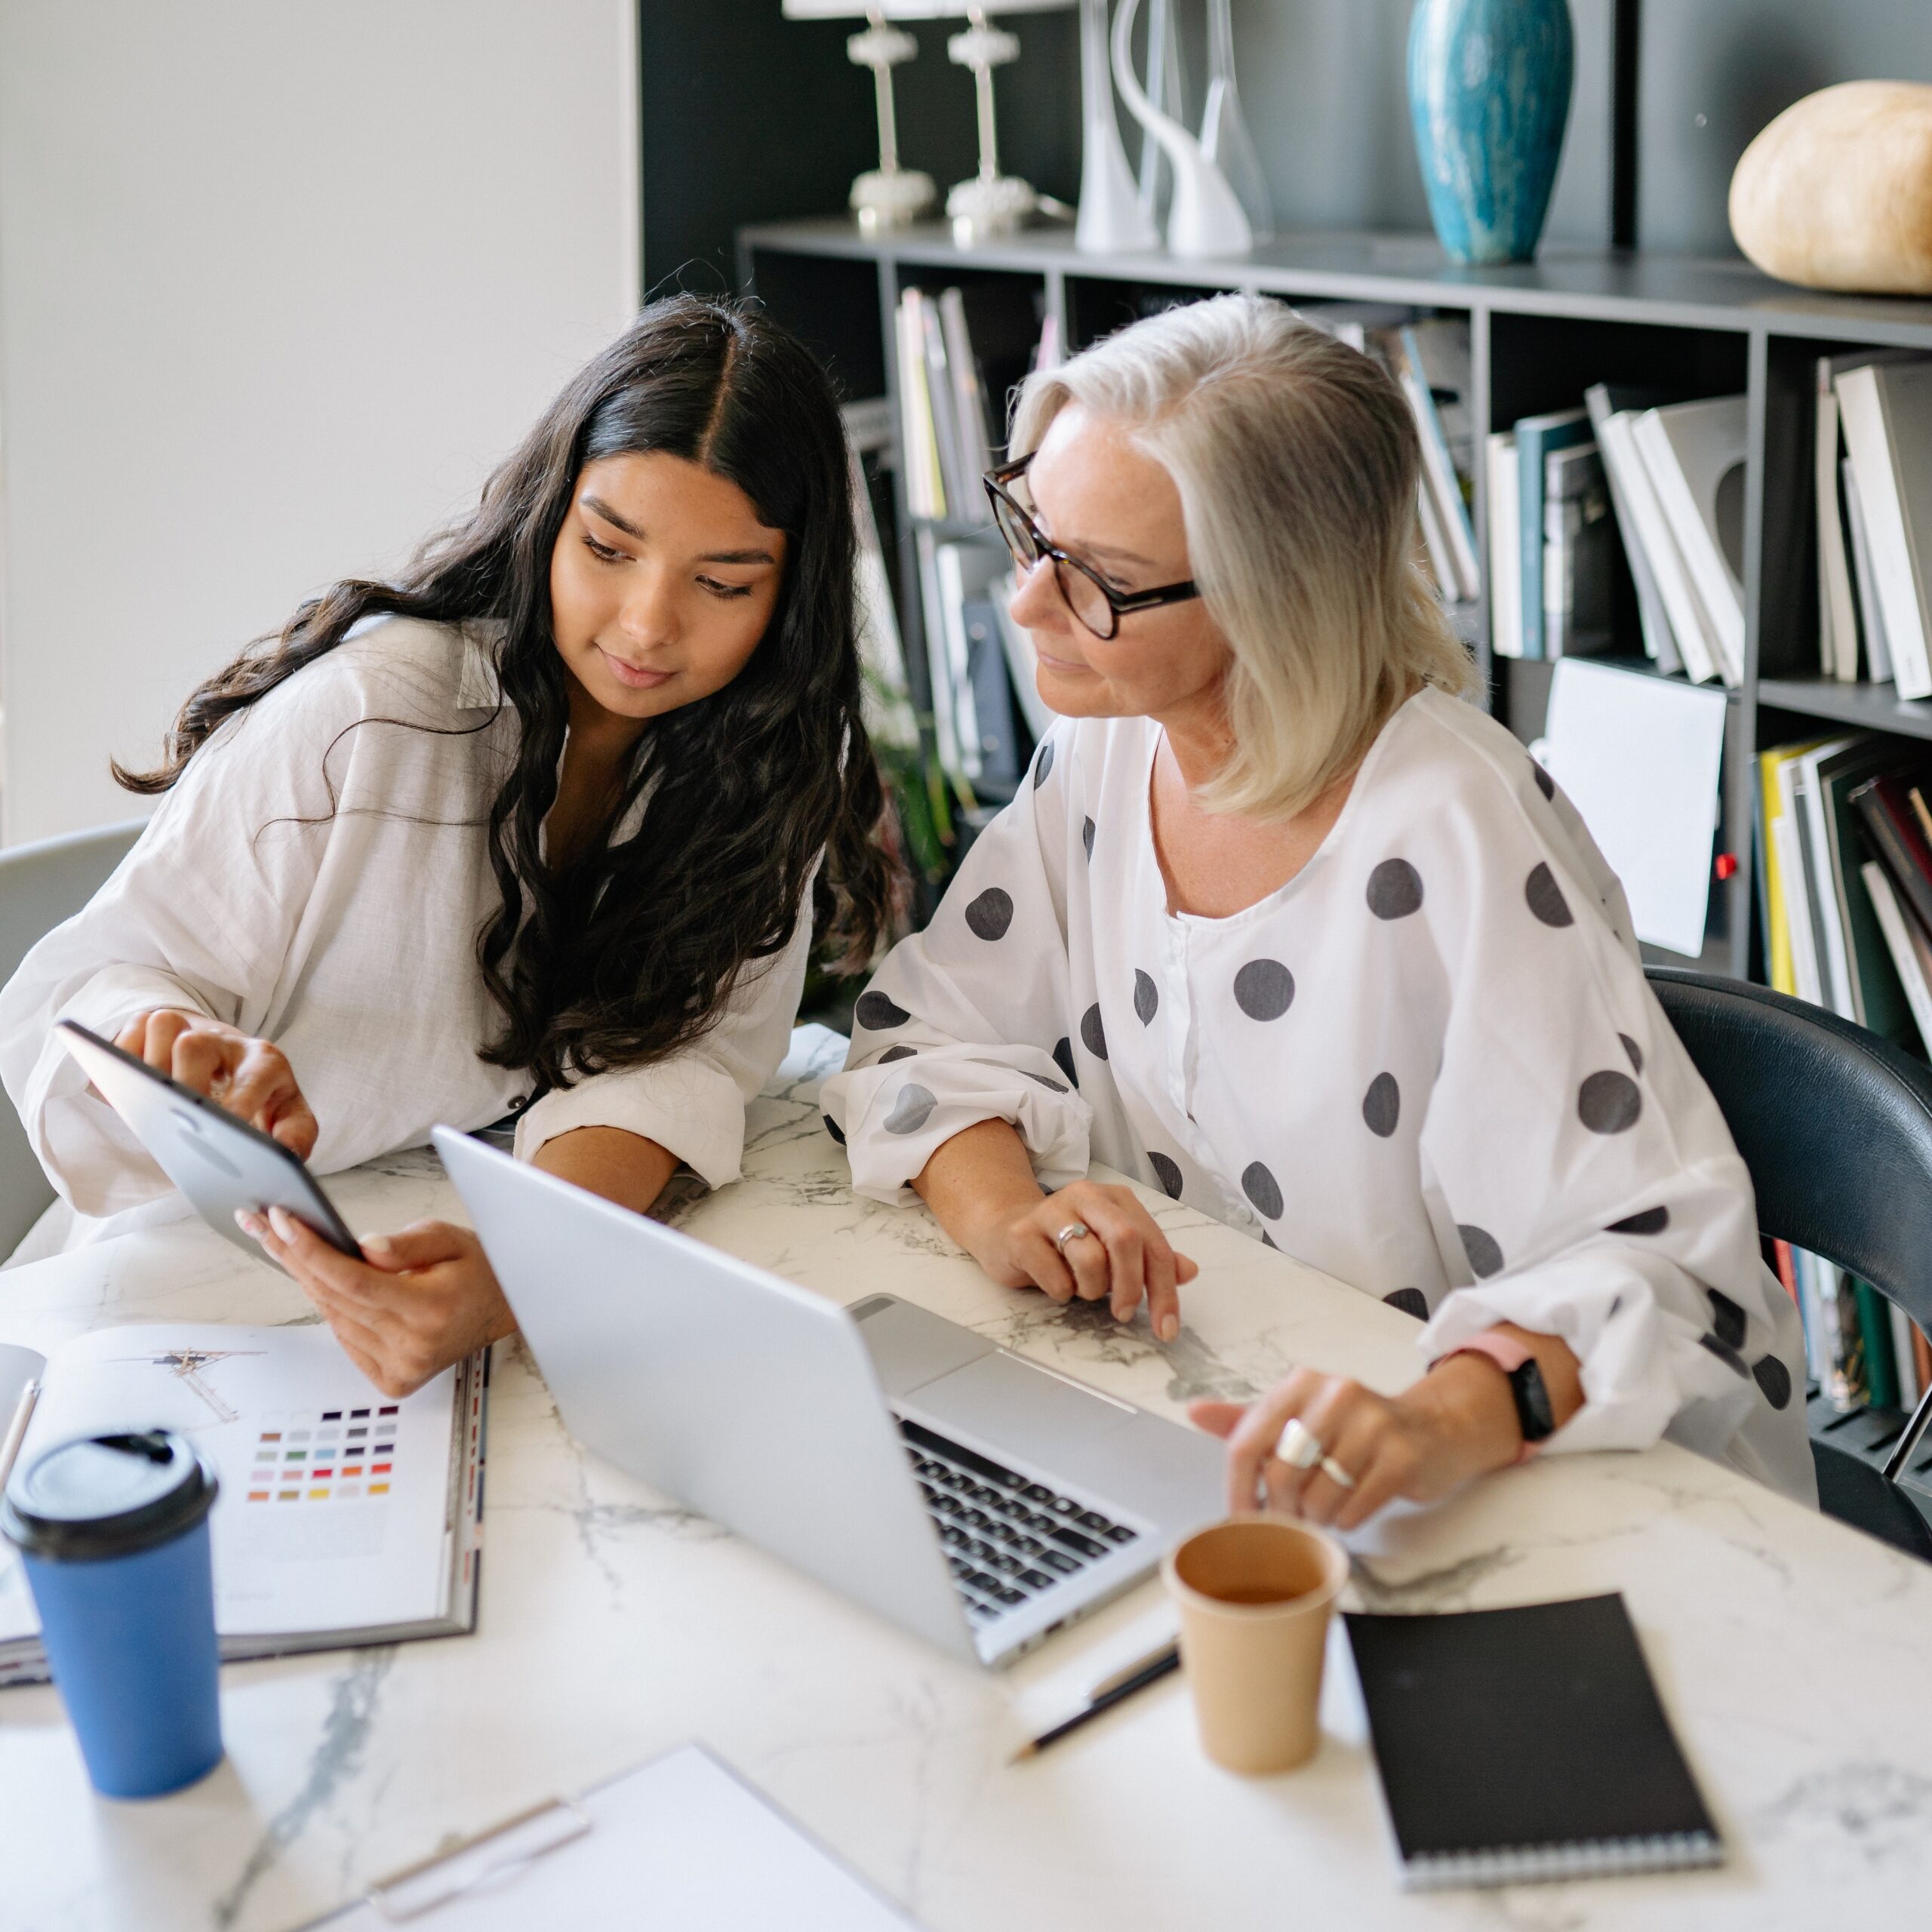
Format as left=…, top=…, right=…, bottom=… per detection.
left=2, top=1028, right=1930, bottom=1931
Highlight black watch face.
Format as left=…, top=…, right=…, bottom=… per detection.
left=1511, top=1358, right=1558, bottom=1441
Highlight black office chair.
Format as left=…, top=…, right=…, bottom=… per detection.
left=1648, top=967, right=1932, bottom=1561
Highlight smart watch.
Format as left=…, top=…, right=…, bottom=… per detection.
left=1444, top=1331, right=1556, bottom=1460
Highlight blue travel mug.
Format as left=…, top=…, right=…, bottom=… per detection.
left=2, top=1429, right=223, bottom=1798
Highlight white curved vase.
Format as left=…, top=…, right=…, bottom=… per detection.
left=1076, top=0, right=1158, bottom=251
left=1201, top=0, right=1272, bottom=243
left=1111, top=0, right=1253, bottom=259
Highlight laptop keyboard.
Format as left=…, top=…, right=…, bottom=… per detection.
left=898, top=1417, right=1140, bottom=1626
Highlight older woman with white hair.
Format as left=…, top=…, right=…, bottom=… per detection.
left=821, top=294, right=1811, bottom=1527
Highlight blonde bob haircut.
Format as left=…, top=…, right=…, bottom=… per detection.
left=1008, top=292, right=1478, bottom=821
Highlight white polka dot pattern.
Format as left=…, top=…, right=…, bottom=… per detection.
left=820, top=694, right=1815, bottom=1504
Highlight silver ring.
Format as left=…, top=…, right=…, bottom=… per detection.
left=1054, top=1221, right=1093, bottom=1257
left=1275, top=1417, right=1324, bottom=1471
left=1318, top=1454, right=1357, bottom=1491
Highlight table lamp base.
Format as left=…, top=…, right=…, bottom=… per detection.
left=854, top=167, right=937, bottom=233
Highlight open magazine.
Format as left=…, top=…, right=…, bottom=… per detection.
left=0, top=1324, right=485, bottom=1686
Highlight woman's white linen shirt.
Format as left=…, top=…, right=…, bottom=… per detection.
left=823, top=690, right=1814, bottom=1503
left=0, top=618, right=810, bottom=1251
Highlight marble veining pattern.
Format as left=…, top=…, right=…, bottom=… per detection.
left=1, top=1028, right=1929, bottom=1927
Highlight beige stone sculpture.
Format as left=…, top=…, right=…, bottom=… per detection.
left=1730, top=81, right=1932, bottom=295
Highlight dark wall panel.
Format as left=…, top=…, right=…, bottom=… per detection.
left=647, top=0, right=1932, bottom=278
left=1635, top=1, right=1932, bottom=255
left=640, top=1, right=1077, bottom=297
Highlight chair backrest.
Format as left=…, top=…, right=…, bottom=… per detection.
left=1646, top=967, right=1932, bottom=1337
left=0, top=819, right=147, bottom=1257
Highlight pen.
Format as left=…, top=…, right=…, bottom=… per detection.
left=0, top=1379, right=41, bottom=1497
left=1008, top=1640, right=1182, bottom=1762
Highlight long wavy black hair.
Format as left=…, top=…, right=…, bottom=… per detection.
left=118, top=296, right=899, bottom=1093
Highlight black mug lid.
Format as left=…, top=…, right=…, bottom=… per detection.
left=2, top=1429, right=217, bottom=1561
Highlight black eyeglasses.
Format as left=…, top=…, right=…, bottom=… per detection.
left=982, top=454, right=1200, bottom=641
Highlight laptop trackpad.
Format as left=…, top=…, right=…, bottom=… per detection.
left=915, top=1351, right=1136, bottom=1460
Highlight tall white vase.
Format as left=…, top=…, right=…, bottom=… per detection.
left=1134, top=0, right=1186, bottom=226
left=1075, top=0, right=1158, bottom=251
left=1201, top=0, right=1272, bottom=244
left=1111, top=0, right=1253, bottom=259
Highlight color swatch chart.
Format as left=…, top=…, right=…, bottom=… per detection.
left=248, top=1402, right=402, bottom=1503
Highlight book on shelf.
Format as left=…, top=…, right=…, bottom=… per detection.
left=1413, top=454, right=1460, bottom=601
left=918, top=535, right=1032, bottom=803
left=937, top=288, right=995, bottom=514
left=919, top=295, right=971, bottom=527
left=1629, top=396, right=1747, bottom=688
left=1850, top=770, right=1932, bottom=948
left=1758, top=741, right=1819, bottom=996
left=1583, top=384, right=1680, bottom=673
left=1835, top=358, right=1932, bottom=700
left=1542, top=441, right=1613, bottom=658
left=1842, top=457, right=1897, bottom=685
left=0, top=1324, right=485, bottom=1687
left=1861, top=860, right=1932, bottom=1046
left=1485, top=431, right=1522, bottom=660
left=1031, top=309, right=1063, bottom=375
left=1390, top=323, right=1478, bottom=601
left=1595, top=401, right=1724, bottom=685
left=1290, top=299, right=1414, bottom=354
left=1815, top=351, right=1923, bottom=681
left=1514, top=407, right=1591, bottom=661
left=989, top=574, right=1057, bottom=742
left=845, top=434, right=918, bottom=757
left=1808, top=738, right=1915, bottom=1034
left=1757, top=731, right=1923, bottom=1044
left=1402, top=319, right=1475, bottom=478
left=895, top=290, right=946, bottom=521
left=1297, top=310, right=1476, bottom=611
left=1810, top=1253, right=1870, bottom=1412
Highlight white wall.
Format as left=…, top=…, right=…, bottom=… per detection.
left=0, top=1, right=639, bottom=844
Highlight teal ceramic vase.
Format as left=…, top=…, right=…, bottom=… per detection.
left=1407, top=0, right=1574, bottom=265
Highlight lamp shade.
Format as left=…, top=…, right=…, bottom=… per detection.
left=782, top=3, right=1069, bottom=18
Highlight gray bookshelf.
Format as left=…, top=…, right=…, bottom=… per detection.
left=739, top=214, right=1932, bottom=979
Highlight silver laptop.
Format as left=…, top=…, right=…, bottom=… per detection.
left=433, top=1130, right=1223, bottom=1668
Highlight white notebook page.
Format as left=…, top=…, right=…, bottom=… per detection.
left=0, top=1324, right=456, bottom=1643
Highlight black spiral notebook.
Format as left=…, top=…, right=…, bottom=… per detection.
left=1344, top=1594, right=1722, bottom=1889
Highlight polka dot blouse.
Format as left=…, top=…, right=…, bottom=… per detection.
left=823, top=688, right=1814, bottom=1504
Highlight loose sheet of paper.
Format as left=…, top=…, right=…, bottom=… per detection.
left=1540, top=660, right=1728, bottom=958
left=311, top=1744, right=918, bottom=1930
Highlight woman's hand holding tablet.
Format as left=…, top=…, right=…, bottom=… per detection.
left=112, top=1009, right=318, bottom=1161
left=239, top=1209, right=513, bottom=1399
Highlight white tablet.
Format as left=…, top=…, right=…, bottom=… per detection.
left=57, top=1020, right=359, bottom=1260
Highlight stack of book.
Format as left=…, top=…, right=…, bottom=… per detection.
left=1757, top=729, right=1932, bottom=1411
left=894, top=286, right=996, bottom=527
left=1492, top=387, right=1746, bottom=684
left=1293, top=306, right=1478, bottom=611
left=1814, top=353, right=1932, bottom=695
left=889, top=287, right=1055, bottom=807
left=1769, top=1238, right=1928, bottom=1418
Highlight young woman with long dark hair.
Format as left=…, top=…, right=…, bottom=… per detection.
left=0, top=296, right=896, bottom=1394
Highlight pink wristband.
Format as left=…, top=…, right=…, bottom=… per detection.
left=1442, top=1331, right=1543, bottom=1464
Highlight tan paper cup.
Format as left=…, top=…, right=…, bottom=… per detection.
left=1162, top=1515, right=1349, bottom=1775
